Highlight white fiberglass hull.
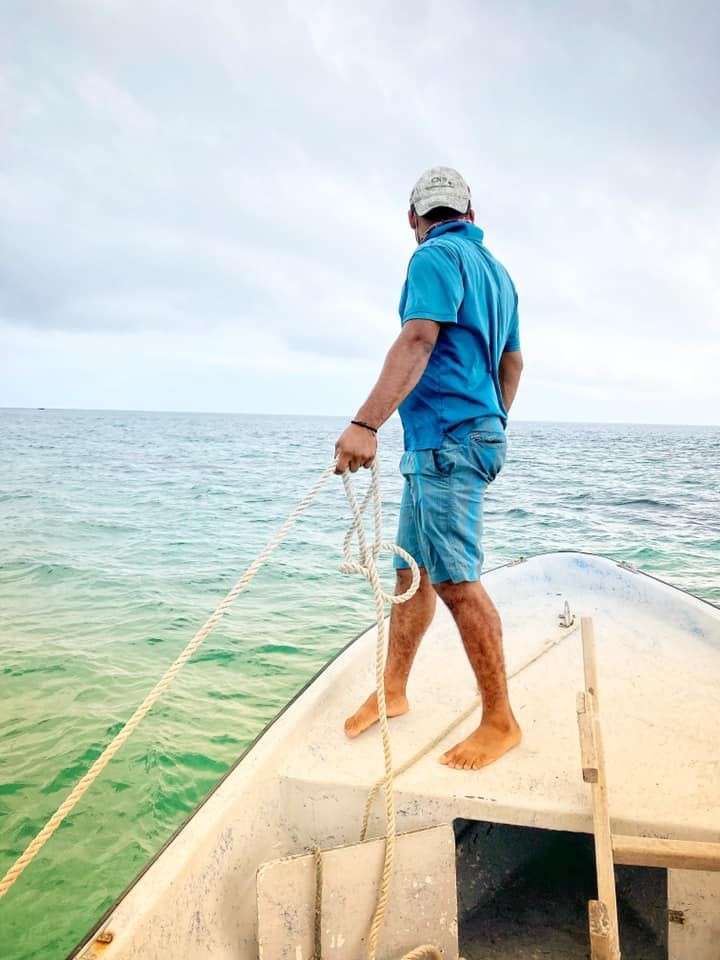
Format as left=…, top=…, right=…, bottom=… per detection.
left=70, top=552, right=720, bottom=960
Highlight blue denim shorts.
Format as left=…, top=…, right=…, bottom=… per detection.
left=393, top=418, right=507, bottom=584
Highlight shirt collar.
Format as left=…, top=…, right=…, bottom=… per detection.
left=421, top=219, right=484, bottom=243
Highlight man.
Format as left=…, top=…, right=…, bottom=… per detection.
left=334, top=167, right=524, bottom=771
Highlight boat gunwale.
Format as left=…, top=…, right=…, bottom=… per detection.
left=66, top=549, right=719, bottom=959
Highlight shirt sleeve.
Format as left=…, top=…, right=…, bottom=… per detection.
left=504, top=290, right=521, bottom=352
left=400, top=245, right=463, bottom=325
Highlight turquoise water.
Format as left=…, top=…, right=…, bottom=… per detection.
left=1, top=408, right=719, bottom=959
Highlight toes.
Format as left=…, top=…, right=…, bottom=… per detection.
left=439, top=748, right=466, bottom=769
left=344, top=706, right=382, bottom=739
left=344, top=717, right=361, bottom=738
left=438, top=748, right=489, bottom=771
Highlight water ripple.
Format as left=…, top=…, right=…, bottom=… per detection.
left=0, top=409, right=718, bottom=959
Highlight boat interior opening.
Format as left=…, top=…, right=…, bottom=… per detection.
left=454, top=818, right=667, bottom=960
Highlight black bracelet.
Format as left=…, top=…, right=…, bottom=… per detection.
left=351, top=419, right=378, bottom=434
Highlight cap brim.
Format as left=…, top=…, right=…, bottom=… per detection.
left=413, top=190, right=469, bottom=216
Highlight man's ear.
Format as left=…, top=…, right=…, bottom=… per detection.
left=408, top=207, right=418, bottom=230
left=468, top=208, right=476, bottom=223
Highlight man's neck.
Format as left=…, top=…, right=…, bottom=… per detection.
left=418, top=216, right=468, bottom=243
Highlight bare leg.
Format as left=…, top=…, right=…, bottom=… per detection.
left=433, top=579, right=521, bottom=770
left=344, top=567, right=436, bottom=738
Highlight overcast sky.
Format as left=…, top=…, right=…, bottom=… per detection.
left=2, top=0, right=718, bottom=423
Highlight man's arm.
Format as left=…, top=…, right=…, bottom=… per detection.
left=499, top=349, right=523, bottom=411
left=334, top=319, right=440, bottom=473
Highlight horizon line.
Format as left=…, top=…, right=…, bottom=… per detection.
left=1, top=405, right=718, bottom=429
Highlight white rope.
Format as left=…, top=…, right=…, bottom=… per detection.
left=340, top=461, right=422, bottom=960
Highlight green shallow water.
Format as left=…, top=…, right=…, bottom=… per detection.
left=0, top=409, right=719, bottom=959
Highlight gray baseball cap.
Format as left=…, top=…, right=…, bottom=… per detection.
left=409, top=166, right=471, bottom=216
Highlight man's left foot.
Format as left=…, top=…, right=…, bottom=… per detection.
left=439, top=717, right=522, bottom=770
left=344, top=689, right=409, bottom=739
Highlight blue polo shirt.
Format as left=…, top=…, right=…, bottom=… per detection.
left=398, top=220, right=520, bottom=450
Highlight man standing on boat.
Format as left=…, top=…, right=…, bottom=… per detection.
left=335, top=167, right=524, bottom=770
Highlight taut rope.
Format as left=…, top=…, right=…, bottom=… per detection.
left=0, top=464, right=336, bottom=900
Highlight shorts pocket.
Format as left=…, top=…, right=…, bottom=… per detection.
left=400, top=448, right=455, bottom=478
left=431, top=446, right=455, bottom=476
left=467, top=432, right=507, bottom=483
left=468, top=430, right=506, bottom=445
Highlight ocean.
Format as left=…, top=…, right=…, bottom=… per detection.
left=1, top=408, right=719, bottom=959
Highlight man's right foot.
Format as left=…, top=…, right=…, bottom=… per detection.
left=439, top=715, right=522, bottom=770
left=344, top=690, right=409, bottom=738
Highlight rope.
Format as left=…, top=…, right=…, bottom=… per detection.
left=400, top=948, right=443, bottom=960
left=339, top=461, right=421, bottom=960
left=0, top=463, right=336, bottom=900
left=359, top=621, right=581, bottom=842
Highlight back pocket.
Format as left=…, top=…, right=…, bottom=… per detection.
left=467, top=431, right=507, bottom=483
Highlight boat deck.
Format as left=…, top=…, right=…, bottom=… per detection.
left=280, top=553, right=720, bottom=846
left=69, top=553, right=720, bottom=960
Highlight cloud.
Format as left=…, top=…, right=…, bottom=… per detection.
left=1, top=0, right=718, bottom=421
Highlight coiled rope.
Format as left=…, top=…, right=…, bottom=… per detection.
left=312, top=462, right=439, bottom=960
left=338, top=464, right=422, bottom=960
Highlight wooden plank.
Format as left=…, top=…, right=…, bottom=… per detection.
left=581, top=616, right=600, bottom=708
left=668, top=869, right=720, bottom=959
left=578, top=618, right=621, bottom=960
left=588, top=707, right=620, bottom=948
left=588, top=900, right=619, bottom=960
left=613, top=835, right=720, bottom=872
left=257, top=824, right=458, bottom=960
left=576, top=677, right=619, bottom=937
left=576, top=692, right=599, bottom=783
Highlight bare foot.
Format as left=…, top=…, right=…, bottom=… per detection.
left=439, top=717, right=522, bottom=770
left=344, top=690, right=409, bottom=738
